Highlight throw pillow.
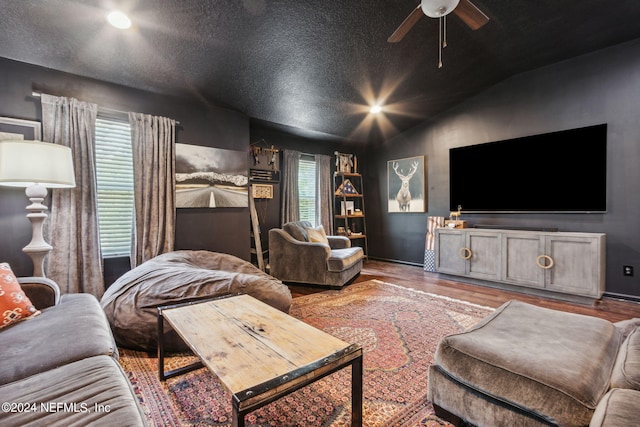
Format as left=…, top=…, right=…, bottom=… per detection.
left=306, top=226, right=329, bottom=245
left=0, top=263, right=40, bottom=329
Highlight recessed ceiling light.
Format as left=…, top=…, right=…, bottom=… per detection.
left=107, top=10, right=131, bottom=29
left=370, top=105, right=382, bottom=114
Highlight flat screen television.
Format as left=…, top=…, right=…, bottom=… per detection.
left=449, top=124, right=607, bottom=213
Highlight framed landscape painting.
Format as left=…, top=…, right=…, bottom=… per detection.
left=175, top=143, right=248, bottom=208
left=387, top=155, right=426, bottom=213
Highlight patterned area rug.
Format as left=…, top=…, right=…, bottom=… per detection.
left=118, top=279, right=493, bottom=426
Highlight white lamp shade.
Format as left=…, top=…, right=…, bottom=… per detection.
left=421, top=0, right=460, bottom=18
left=0, top=140, right=76, bottom=188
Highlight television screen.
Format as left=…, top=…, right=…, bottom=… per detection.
left=449, top=124, right=607, bottom=213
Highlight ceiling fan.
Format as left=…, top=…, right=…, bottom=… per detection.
left=388, top=0, right=490, bottom=67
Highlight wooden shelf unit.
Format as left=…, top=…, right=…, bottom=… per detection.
left=333, top=172, right=368, bottom=257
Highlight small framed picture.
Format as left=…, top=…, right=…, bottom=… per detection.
left=341, top=201, right=355, bottom=216
left=251, top=183, right=273, bottom=199
left=0, top=117, right=41, bottom=141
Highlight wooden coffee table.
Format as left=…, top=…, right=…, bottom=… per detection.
left=157, top=294, right=363, bottom=427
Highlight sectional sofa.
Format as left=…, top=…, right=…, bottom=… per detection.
left=0, top=275, right=147, bottom=426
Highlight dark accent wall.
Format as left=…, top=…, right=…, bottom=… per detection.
left=248, top=121, right=364, bottom=257
left=0, top=57, right=249, bottom=279
left=368, top=39, right=640, bottom=298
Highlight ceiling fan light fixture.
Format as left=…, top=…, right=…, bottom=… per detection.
left=421, top=0, right=460, bottom=18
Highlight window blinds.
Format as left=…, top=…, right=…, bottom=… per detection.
left=298, top=155, right=317, bottom=226
left=95, top=117, right=134, bottom=257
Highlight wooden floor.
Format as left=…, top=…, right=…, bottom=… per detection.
left=287, top=259, right=640, bottom=323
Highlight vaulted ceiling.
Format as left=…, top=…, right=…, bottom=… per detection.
left=2, top=1, right=640, bottom=143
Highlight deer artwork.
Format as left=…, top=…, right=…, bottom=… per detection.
left=393, top=161, right=419, bottom=211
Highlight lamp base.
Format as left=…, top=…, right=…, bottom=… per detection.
left=23, top=244, right=52, bottom=278
left=23, top=184, right=52, bottom=278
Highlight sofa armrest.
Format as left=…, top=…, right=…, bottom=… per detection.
left=328, top=235, right=351, bottom=249
left=18, top=277, right=61, bottom=309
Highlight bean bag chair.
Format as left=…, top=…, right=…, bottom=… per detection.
left=100, top=250, right=293, bottom=352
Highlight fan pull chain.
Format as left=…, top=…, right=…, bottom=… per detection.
left=443, top=15, right=448, bottom=48
left=438, top=16, right=447, bottom=68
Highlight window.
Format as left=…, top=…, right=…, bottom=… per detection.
left=298, top=155, right=317, bottom=226
left=95, top=117, right=134, bottom=257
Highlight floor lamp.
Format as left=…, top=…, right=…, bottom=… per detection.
left=0, top=140, right=76, bottom=277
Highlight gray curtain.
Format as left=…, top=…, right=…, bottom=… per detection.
left=41, top=94, right=104, bottom=297
left=128, top=112, right=176, bottom=268
left=316, top=154, right=333, bottom=234
left=281, top=149, right=300, bottom=225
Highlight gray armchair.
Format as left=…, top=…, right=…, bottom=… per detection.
left=269, top=221, right=364, bottom=288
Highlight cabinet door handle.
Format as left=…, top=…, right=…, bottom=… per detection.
left=536, top=255, right=554, bottom=269
left=459, top=247, right=472, bottom=260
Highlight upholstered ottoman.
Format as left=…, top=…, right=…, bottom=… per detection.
left=428, top=300, right=623, bottom=427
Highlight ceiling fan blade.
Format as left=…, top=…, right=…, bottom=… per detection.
left=453, top=0, right=490, bottom=30
left=388, top=4, right=423, bottom=43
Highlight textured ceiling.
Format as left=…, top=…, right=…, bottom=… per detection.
left=2, top=0, right=640, bottom=143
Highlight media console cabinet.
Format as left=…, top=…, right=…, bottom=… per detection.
left=435, top=228, right=605, bottom=303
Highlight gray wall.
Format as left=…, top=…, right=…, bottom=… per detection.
left=368, top=39, right=640, bottom=298
left=4, top=37, right=640, bottom=298
left=0, top=58, right=249, bottom=278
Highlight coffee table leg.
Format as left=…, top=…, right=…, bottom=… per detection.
left=157, top=309, right=166, bottom=381
left=232, top=398, right=244, bottom=427
left=352, top=354, right=363, bottom=427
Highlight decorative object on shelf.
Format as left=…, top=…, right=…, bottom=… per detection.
left=175, top=143, right=248, bottom=208
left=335, top=179, right=358, bottom=195
left=340, top=201, right=355, bottom=216
left=0, top=139, right=76, bottom=277
left=387, top=155, right=426, bottom=213
left=445, top=219, right=468, bottom=228
left=250, top=139, right=279, bottom=170
left=445, top=205, right=467, bottom=228
left=334, top=151, right=354, bottom=173
left=450, top=205, right=462, bottom=220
